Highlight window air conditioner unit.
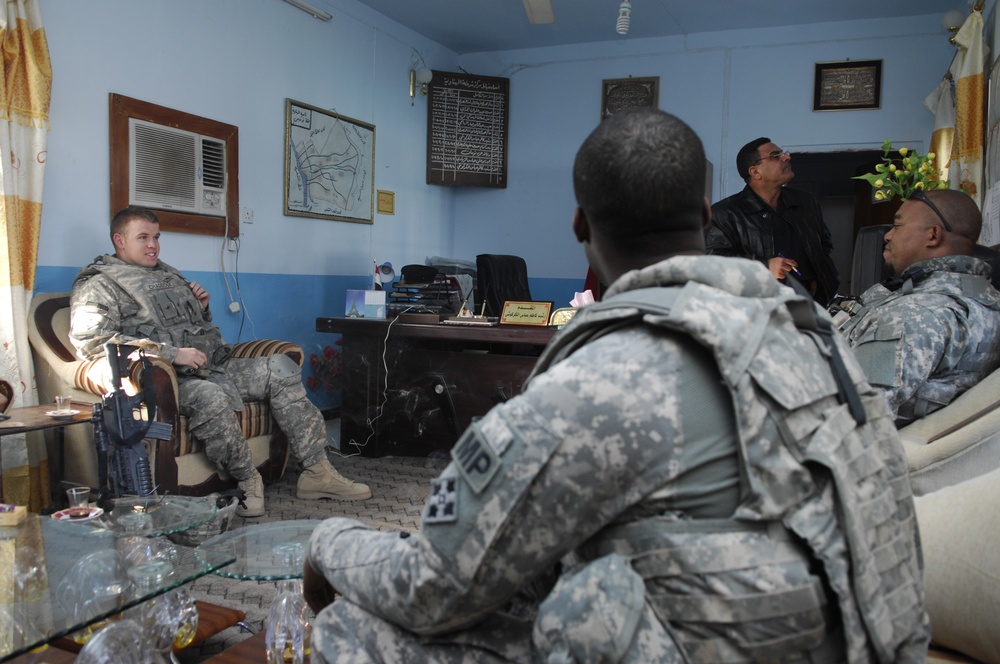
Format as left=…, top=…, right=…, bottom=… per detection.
left=128, top=118, right=227, bottom=217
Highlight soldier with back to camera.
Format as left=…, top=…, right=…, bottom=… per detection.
left=303, top=109, right=928, bottom=662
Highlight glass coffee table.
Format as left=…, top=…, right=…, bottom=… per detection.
left=0, top=496, right=234, bottom=662
left=197, top=520, right=321, bottom=580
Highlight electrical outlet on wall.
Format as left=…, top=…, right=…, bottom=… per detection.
left=241, top=207, right=254, bottom=224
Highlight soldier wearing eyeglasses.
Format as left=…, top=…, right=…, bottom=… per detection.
left=706, top=137, right=840, bottom=305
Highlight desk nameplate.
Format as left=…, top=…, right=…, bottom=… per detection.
left=499, top=301, right=551, bottom=326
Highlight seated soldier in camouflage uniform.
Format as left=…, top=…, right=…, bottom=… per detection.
left=836, top=190, right=1000, bottom=426
left=69, top=206, right=370, bottom=517
left=303, top=109, right=928, bottom=662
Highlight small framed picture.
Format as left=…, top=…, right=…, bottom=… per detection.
left=813, top=60, right=882, bottom=111
left=601, top=77, right=659, bottom=120
left=377, top=190, right=395, bottom=215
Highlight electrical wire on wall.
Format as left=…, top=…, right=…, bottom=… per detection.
left=219, top=235, right=256, bottom=342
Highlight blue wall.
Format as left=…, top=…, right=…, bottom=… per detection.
left=35, top=1, right=961, bottom=404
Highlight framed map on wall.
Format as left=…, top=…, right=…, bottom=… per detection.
left=284, top=99, right=375, bottom=224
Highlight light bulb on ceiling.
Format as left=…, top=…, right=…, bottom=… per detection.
left=617, top=0, right=632, bottom=36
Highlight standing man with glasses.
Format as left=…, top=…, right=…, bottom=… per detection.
left=706, top=137, right=840, bottom=305
left=836, top=189, right=1000, bottom=425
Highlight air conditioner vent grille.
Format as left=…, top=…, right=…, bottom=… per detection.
left=133, top=123, right=197, bottom=207
left=129, top=118, right=227, bottom=217
left=201, top=138, right=225, bottom=189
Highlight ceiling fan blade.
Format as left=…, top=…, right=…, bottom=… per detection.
left=522, top=0, right=554, bottom=24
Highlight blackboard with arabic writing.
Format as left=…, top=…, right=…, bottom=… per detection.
left=426, top=70, right=509, bottom=188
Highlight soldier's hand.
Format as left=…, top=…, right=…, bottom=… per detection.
left=303, top=557, right=338, bottom=615
left=174, top=347, right=207, bottom=369
left=189, top=281, right=210, bottom=309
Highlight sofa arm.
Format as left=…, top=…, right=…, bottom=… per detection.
left=230, top=340, right=304, bottom=367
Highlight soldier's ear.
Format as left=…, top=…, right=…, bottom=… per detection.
left=113, top=233, right=124, bottom=248
left=926, top=224, right=946, bottom=247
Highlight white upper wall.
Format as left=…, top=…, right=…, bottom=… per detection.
left=455, top=14, right=955, bottom=282
left=39, top=0, right=457, bottom=277
left=37, top=2, right=957, bottom=286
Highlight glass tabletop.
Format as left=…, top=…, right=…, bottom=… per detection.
left=100, top=494, right=218, bottom=537
left=198, top=519, right=321, bottom=581
left=0, top=513, right=234, bottom=662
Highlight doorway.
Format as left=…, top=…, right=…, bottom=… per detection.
left=787, top=150, right=901, bottom=295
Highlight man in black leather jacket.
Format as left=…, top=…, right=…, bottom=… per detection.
left=706, top=137, right=839, bottom=305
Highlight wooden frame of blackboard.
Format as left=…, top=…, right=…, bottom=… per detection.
left=284, top=99, right=376, bottom=223
left=426, top=70, right=509, bottom=188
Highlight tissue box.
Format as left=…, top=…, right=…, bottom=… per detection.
left=0, top=504, right=27, bottom=526
left=345, top=290, right=386, bottom=319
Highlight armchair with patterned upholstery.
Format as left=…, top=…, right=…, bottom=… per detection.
left=0, top=378, right=12, bottom=414
left=27, top=292, right=293, bottom=496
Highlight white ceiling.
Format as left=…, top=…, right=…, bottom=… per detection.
left=346, top=0, right=972, bottom=54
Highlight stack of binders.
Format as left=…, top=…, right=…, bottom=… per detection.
left=388, top=272, right=462, bottom=318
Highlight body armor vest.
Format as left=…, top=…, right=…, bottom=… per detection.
left=530, top=282, right=927, bottom=662
left=80, top=258, right=225, bottom=357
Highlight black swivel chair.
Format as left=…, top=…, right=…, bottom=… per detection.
left=849, top=224, right=891, bottom=296
left=476, top=254, right=532, bottom=318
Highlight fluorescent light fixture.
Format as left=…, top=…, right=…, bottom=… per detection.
left=282, top=0, right=332, bottom=22
left=616, top=0, right=631, bottom=35
left=522, top=0, right=554, bottom=25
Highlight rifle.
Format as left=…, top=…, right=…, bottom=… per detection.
left=92, top=343, right=173, bottom=503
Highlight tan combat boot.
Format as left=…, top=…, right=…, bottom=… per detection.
left=236, top=469, right=265, bottom=517
left=297, top=457, right=371, bottom=501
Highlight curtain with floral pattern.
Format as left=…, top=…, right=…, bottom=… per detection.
left=0, top=0, right=51, bottom=510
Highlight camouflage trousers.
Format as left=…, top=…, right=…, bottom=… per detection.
left=178, top=354, right=326, bottom=481
left=312, top=600, right=537, bottom=664
left=312, top=556, right=689, bottom=664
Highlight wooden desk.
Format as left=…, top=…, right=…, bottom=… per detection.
left=316, top=317, right=556, bottom=457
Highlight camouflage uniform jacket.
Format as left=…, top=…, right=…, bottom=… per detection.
left=838, top=254, right=1000, bottom=425
left=308, top=256, right=927, bottom=663
left=69, top=255, right=245, bottom=409
left=69, top=254, right=226, bottom=363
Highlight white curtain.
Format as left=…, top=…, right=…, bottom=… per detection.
left=924, top=77, right=955, bottom=187
left=0, top=0, right=51, bottom=510
left=950, top=9, right=986, bottom=209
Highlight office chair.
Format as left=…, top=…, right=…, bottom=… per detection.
left=476, top=254, right=532, bottom=318
left=849, top=224, right=891, bottom=296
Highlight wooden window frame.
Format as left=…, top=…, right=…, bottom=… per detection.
left=109, top=93, right=239, bottom=237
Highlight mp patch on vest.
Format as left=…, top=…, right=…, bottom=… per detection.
left=453, top=427, right=500, bottom=495
left=424, top=477, right=458, bottom=524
